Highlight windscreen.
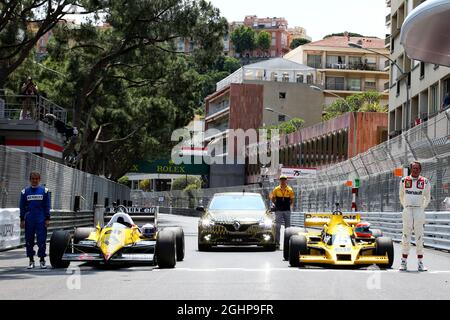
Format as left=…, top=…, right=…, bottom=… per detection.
left=209, top=195, right=266, bottom=211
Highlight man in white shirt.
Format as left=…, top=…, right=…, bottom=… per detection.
left=399, top=161, right=431, bottom=272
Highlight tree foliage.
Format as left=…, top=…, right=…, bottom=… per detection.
left=256, top=31, right=271, bottom=53
left=265, top=117, right=305, bottom=139
left=230, top=25, right=256, bottom=55
left=289, top=38, right=311, bottom=50
left=172, top=176, right=201, bottom=191
left=322, top=91, right=387, bottom=121
left=2, top=0, right=228, bottom=180
left=323, top=32, right=365, bottom=39
left=0, top=0, right=102, bottom=88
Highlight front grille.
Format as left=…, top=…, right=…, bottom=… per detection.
left=217, top=223, right=258, bottom=232
left=337, top=254, right=352, bottom=261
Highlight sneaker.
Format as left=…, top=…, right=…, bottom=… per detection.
left=39, top=258, right=47, bottom=269
left=399, top=260, right=407, bottom=271
left=27, top=259, right=35, bottom=269
left=418, top=261, right=428, bottom=272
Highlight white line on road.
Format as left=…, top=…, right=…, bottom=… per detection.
left=156, top=267, right=450, bottom=273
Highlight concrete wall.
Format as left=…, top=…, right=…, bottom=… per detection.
left=245, top=80, right=324, bottom=128
left=209, top=164, right=245, bottom=188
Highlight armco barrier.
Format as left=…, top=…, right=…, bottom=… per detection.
left=159, top=207, right=200, bottom=217
left=290, top=211, right=450, bottom=252
left=0, top=209, right=94, bottom=251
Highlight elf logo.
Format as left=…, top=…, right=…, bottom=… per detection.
left=405, top=179, right=413, bottom=189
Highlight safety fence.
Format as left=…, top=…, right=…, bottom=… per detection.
left=0, top=145, right=130, bottom=211
left=0, top=208, right=93, bottom=251
left=134, top=110, right=450, bottom=212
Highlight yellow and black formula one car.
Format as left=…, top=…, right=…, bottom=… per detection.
left=49, top=206, right=184, bottom=269
left=284, top=206, right=393, bottom=268
left=197, top=192, right=276, bottom=251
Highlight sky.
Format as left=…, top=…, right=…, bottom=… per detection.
left=208, top=0, right=390, bottom=41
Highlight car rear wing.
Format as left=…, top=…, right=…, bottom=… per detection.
left=304, top=213, right=360, bottom=227
left=105, top=207, right=158, bottom=225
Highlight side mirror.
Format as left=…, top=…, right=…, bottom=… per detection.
left=196, top=206, right=205, bottom=212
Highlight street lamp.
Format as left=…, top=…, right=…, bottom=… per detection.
left=309, top=85, right=351, bottom=117
left=310, top=85, right=357, bottom=157
left=348, top=42, right=410, bottom=133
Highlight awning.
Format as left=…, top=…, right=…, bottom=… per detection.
left=400, top=0, right=450, bottom=67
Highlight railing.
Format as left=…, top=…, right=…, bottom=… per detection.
left=0, top=94, right=67, bottom=124
left=207, top=100, right=230, bottom=117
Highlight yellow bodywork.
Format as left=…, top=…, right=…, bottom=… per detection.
left=297, top=213, right=389, bottom=266
left=85, top=223, right=149, bottom=261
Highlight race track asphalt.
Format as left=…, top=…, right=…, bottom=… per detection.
left=0, top=214, right=449, bottom=300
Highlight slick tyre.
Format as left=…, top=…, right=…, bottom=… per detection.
left=73, top=227, right=96, bottom=244
left=156, top=230, right=176, bottom=269
left=165, top=227, right=185, bottom=261
left=376, top=236, right=394, bottom=268
left=50, top=230, right=71, bottom=268
left=289, top=235, right=308, bottom=268
left=284, top=227, right=306, bottom=261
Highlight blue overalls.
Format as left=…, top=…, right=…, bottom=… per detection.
left=20, top=186, right=51, bottom=258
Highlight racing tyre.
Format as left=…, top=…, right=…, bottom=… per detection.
left=73, top=227, right=96, bottom=244
left=371, top=229, right=383, bottom=238
left=376, top=236, right=394, bottom=268
left=165, top=227, right=185, bottom=261
left=289, top=235, right=308, bottom=268
left=50, top=230, right=71, bottom=268
left=283, top=227, right=306, bottom=261
left=156, top=230, right=176, bottom=269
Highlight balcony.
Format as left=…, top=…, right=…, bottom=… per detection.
left=385, top=14, right=391, bottom=26
left=384, top=81, right=390, bottom=91
left=207, top=100, right=230, bottom=118
left=324, top=62, right=383, bottom=72
left=0, top=94, right=67, bottom=124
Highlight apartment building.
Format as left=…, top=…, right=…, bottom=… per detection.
left=386, top=0, right=450, bottom=137
left=204, top=58, right=324, bottom=187
left=246, top=112, right=388, bottom=184
left=284, top=36, right=390, bottom=107
left=287, top=26, right=312, bottom=47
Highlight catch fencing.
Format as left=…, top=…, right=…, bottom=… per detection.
left=134, top=109, right=450, bottom=213
left=0, top=145, right=130, bottom=211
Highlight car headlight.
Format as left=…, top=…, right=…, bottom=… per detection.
left=201, top=219, right=215, bottom=227
left=259, top=219, right=273, bottom=228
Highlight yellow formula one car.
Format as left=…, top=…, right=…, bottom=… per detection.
left=284, top=206, right=393, bottom=268
left=49, top=206, right=184, bottom=269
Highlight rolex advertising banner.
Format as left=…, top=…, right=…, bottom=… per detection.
left=0, top=208, right=21, bottom=250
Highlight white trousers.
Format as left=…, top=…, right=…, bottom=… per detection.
left=401, top=207, right=426, bottom=256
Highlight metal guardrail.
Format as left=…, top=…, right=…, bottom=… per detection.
left=290, top=211, right=450, bottom=252
left=0, top=94, right=67, bottom=124
left=1, top=210, right=93, bottom=252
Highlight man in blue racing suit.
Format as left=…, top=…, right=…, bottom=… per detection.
left=20, top=172, right=51, bottom=269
